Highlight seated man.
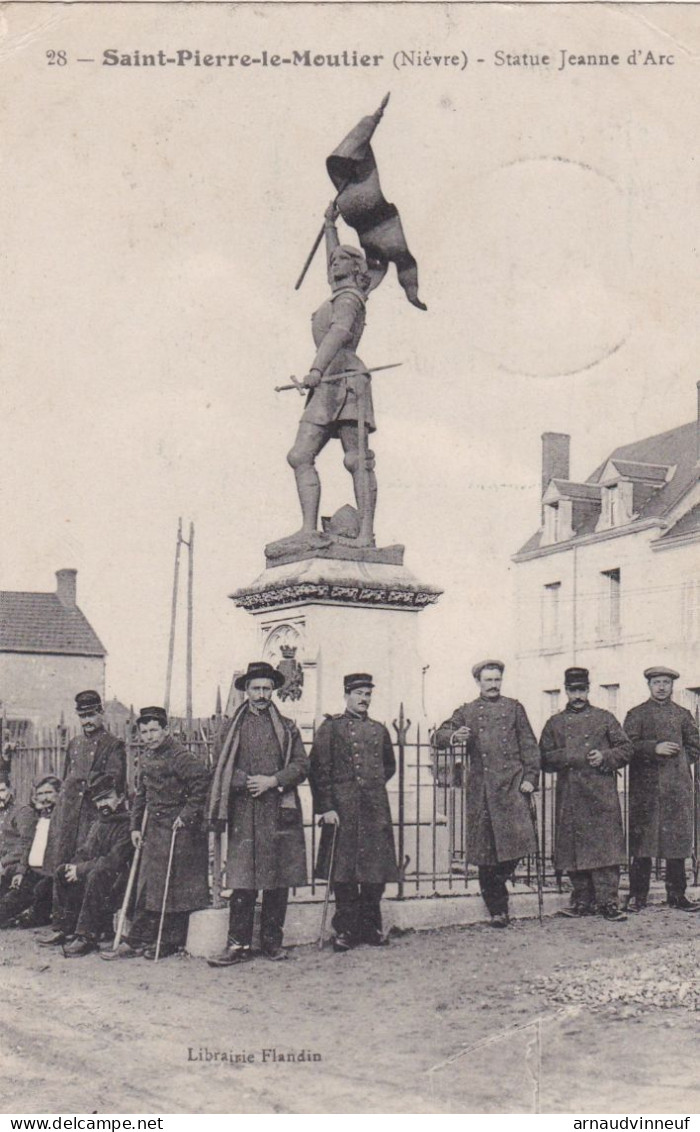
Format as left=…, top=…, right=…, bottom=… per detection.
left=39, top=774, right=133, bottom=956
left=0, top=776, right=62, bottom=929
left=0, top=781, right=22, bottom=897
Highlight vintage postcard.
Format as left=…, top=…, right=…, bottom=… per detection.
left=1, top=1, right=699, bottom=1117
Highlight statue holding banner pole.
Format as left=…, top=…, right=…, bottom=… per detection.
left=266, top=94, right=426, bottom=564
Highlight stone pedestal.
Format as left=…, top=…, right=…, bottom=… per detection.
left=231, top=556, right=442, bottom=730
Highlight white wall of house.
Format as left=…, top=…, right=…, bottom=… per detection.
left=0, top=653, right=105, bottom=731
left=514, top=524, right=699, bottom=734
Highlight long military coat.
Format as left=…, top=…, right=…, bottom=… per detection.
left=623, top=698, right=700, bottom=859
left=309, top=712, right=398, bottom=884
left=44, top=728, right=126, bottom=875
left=131, top=736, right=210, bottom=913
left=435, top=696, right=540, bottom=866
left=208, top=702, right=308, bottom=890
left=540, top=704, right=632, bottom=871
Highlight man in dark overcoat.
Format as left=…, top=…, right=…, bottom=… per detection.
left=45, top=690, right=126, bottom=879
left=434, top=660, right=539, bottom=927
left=38, top=774, right=133, bottom=955
left=540, top=667, right=632, bottom=921
left=207, top=662, right=308, bottom=967
left=624, top=666, right=700, bottom=913
left=102, top=706, right=210, bottom=961
left=309, top=673, right=398, bottom=951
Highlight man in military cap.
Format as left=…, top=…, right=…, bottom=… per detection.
left=39, top=774, right=133, bottom=956
left=309, top=673, right=398, bottom=951
left=624, top=667, right=700, bottom=912
left=103, top=707, right=210, bottom=961
left=540, top=668, right=632, bottom=921
left=44, top=691, right=126, bottom=886
left=207, top=662, right=308, bottom=967
left=434, top=661, right=539, bottom=927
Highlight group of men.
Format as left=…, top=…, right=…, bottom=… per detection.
left=435, top=659, right=700, bottom=926
left=0, top=656, right=697, bottom=960
left=0, top=664, right=399, bottom=961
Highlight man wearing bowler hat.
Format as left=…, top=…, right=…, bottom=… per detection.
left=309, top=673, right=398, bottom=951
left=39, top=774, right=133, bottom=956
left=103, top=706, right=210, bottom=960
left=207, top=662, right=308, bottom=966
left=624, top=667, right=700, bottom=912
left=44, top=691, right=126, bottom=886
left=434, top=660, right=539, bottom=927
left=540, top=667, right=632, bottom=921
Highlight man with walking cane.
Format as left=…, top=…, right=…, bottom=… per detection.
left=103, top=706, right=210, bottom=961
left=206, top=662, right=308, bottom=967
left=309, top=673, right=398, bottom=952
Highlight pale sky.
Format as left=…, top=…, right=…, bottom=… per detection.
left=2, top=3, right=698, bottom=721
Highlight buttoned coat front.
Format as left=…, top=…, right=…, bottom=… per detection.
left=540, top=704, right=633, bottom=871
left=623, top=698, right=700, bottom=858
left=434, top=696, right=540, bottom=865
left=309, top=712, right=398, bottom=884
left=131, top=736, right=210, bottom=913
left=44, top=729, right=126, bottom=875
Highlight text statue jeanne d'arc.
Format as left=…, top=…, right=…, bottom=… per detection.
left=266, top=94, right=427, bottom=566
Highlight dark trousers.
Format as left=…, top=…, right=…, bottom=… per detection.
left=0, top=870, right=53, bottom=928
left=569, top=865, right=620, bottom=909
left=52, top=865, right=126, bottom=940
left=228, top=888, right=289, bottom=951
left=478, top=859, right=518, bottom=916
left=333, top=882, right=385, bottom=942
left=128, top=909, right=190, bottom=949
left=629, top=856, right=686, bottom=900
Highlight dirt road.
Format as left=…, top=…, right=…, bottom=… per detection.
left=1, top=903, right=698, bottom=1114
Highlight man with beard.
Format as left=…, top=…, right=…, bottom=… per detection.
left=103, top=706, right=210, bottom=961
left=0, top=776, right=62, bottom=928
left=434, top=660, right=540, bottom=927
left=309, top=673, right=398, bottom=951
left=207, top=662, right=308, bottom=967
left=45, top=690, right=126, bottom=884
left=624, top=666, right=700, bottom=913
left=38, top=774, right=133, bottom=955
left=540, top=667, right=632, bottom=921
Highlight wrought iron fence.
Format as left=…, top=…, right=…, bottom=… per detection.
left=6, top=707, right=700, bottom=901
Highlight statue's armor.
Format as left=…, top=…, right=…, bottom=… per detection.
left=301, top=287, right=376, bottom=433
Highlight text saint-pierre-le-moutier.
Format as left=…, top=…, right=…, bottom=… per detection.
left=100, top=48, right=675, bottom=69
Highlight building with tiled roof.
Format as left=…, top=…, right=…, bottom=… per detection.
left=0, top=569, right=106, bottom=735
left=511, top=410, right=699, bottom=733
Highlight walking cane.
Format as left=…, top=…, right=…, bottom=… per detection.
left=318, top=821, right=339, bottom=950
left=154, top=824, right=179, bottom=963
left=528, top=794, right=544, bottom=926
left=113, top=807, right=148, bottom=951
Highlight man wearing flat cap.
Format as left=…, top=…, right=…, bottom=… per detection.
left=103, top=707, right=210, bottom=961
left=624, top=667, right=700, bottom=913
left=39, top=774, right=133, bottom=956
left=434, top=661, right=539, bottom=927
left=44, top=691, right=126, bottom=886
left=207, top=662, right=308, bottom=966
left=309, top=673, right=398, bottom=950
left=540, top=668, right=632, bottom=921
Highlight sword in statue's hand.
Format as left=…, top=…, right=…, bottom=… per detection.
left=275, top=362, right=403, bottom=395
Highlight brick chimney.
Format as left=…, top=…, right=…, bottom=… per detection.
left=541, top=432, right=571, bottom=498
left=55, top=568, right=77, bottom=608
